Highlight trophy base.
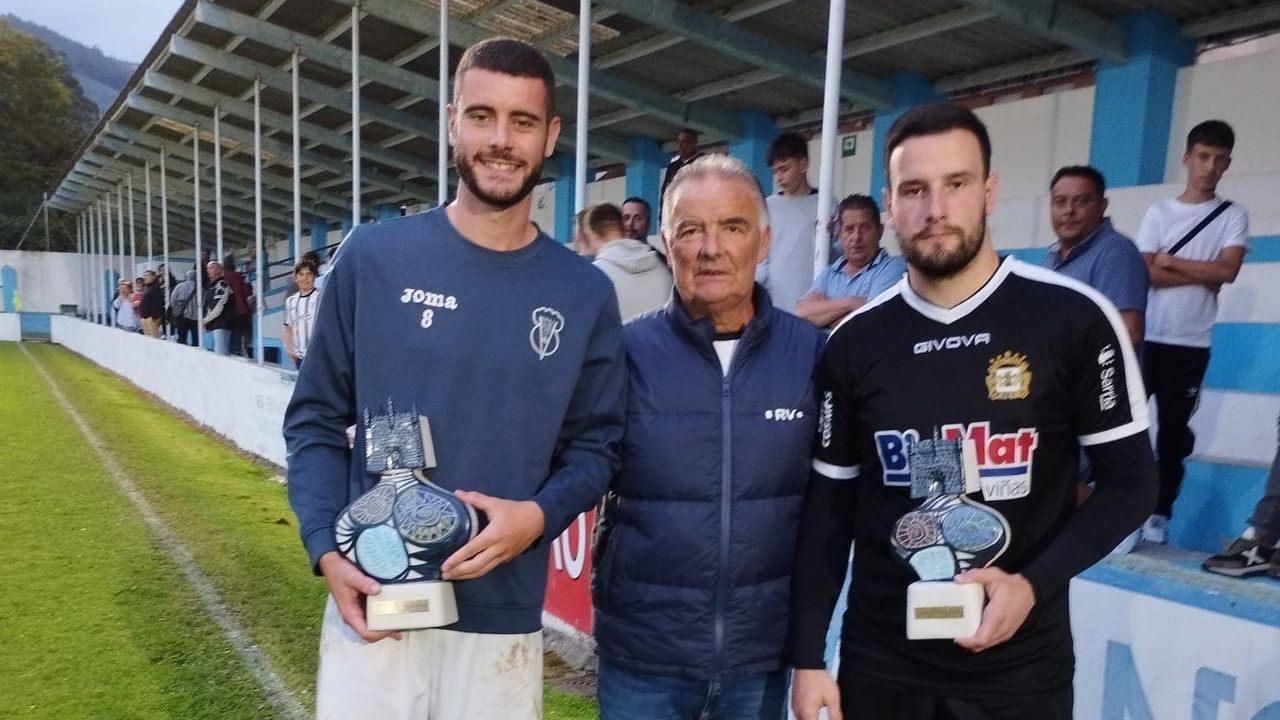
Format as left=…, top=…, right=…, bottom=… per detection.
left=905, top=581, right=983, bottom=640
left=366, top=581, right=458, bottom=631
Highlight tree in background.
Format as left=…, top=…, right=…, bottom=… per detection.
left=0, top=19, right=96, bottom=251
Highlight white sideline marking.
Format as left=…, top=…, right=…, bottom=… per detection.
left=21, top=345, right=309, bottom=720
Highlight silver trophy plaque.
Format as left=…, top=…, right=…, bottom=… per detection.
left=890, top=430, right=1010, bottom=640
left=334, top=401, right=478, bottom=630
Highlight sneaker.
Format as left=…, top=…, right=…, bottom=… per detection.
left=1140, top=514, right=1168, bottom=545
left=1202, top=537, right=1276, bottom=577
left=1270, top=550, right=1280, bottom=580
left=1110, top=528, right=1140, bottom=555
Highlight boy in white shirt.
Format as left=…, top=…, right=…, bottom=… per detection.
left=1136, top=119, right=1249, bottom=543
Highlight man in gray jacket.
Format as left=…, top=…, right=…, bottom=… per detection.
left=579, top=202, right=673, bottom=320
left=169, top=269, right=201, bottom=346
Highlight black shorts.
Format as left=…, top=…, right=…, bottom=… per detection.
left=838, top=672, right=1072, bottom=720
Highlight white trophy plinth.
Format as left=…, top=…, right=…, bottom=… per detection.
left=905, top=580, right=983, bottom=640
left=366, top=581, right=459, bottom=631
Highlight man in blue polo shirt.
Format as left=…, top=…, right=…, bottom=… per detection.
left=795, top=194, right=906, bottom=328
left=1043, top=165, right=1149, bottom=348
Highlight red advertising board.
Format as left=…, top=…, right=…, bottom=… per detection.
left=545, top=509, right=594, bottom=634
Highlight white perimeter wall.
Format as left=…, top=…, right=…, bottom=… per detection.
left=0, top=313, right=19, bottom=341
left=51, top=315, right=293, bottom=466
left=0, top=251, right=89, bottom=313
left=1072, top=578, right=1280, bottom=719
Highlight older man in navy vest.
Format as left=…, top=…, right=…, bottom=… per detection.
left=591, top=154, right=825, bottom=720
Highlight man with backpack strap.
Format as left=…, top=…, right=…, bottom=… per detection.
left=1136, top=119, right=1249, bottom=544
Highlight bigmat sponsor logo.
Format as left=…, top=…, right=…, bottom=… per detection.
left=875, top=422, right=1038, bottom=500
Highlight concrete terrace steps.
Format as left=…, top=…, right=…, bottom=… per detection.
left=1081, top=542, right=1280, bottom=628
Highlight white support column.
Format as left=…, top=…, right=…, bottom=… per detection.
left=193, top=126, right=205, bottom=349
left=42, top=192, right=50, bottom=251
left=88, top=206, right=96, bottom=322
left=575, top=0, right=590, bottom=215
left=78, top=214, right=85, bottom=316
left=350, top=3, right=362, bottom=226
left=127, top=173, right=136, bottom=274
left=161, top=148, right=171, bottom=331
left=438, top=0, right=449, bottom=206
left=292, top=50, right=303, bottom=260
left=254, top=77, right=265, bottom=365
left=105, top=192, right=116, bottom=304
left=116, top=183, right=125, bottom=279
left=145, top=161, right=154, bottom=265
left=95, top=200, right=104, bottom=324
left=214, top=105, right=225, bottom=262
left=813, top=0, right=846, bottom=277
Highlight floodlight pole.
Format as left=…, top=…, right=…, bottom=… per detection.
left=350, top=4, right=362, bottom=227
left=438, top=0, right=449, bottom=206
left=575, top=0, right=590, bottom=215
left=814, top=0, right=846, bottom=277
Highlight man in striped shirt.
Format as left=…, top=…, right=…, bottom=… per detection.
left=283, top=259, right=319, bottom=369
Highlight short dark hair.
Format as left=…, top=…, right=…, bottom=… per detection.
left=579, top=203, right=624, bottom=238
left=767, top=132, right=808, bottom=166
left=222, top=253, right=237, bottom=270
left=1186, top=120, right=1234, bottom=153
left=454, top=38, right=557, bottom=117
left=884, top=102, right=992, bottom=183
left=836, top=194, right=882, bottom=226
left=293, top=260, right=318, bottom=276
left=622, top=196, right=651, bottom=214
left=676, top=127, right=698, bottom=140
left=1050, top=165, right=1106, bottom=197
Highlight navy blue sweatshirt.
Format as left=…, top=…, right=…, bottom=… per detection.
left=283, top=208, right=626, bottom=634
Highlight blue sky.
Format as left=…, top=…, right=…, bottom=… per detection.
left=0, top=0, right=183, bottom=62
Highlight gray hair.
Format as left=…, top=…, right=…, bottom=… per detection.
left=660, top=153, right=770, bottom=237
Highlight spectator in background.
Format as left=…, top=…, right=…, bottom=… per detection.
left=621, top=196, right=652, bottom=241
left=113, top=280, right=139, bottom=332
left=286, top=251, right=322, bottom=297
left=130, top=277, right=144, bottom=319
left=579, top=202, right=673, bottom=320
left=1203, top=413, right=1280, bottom=579
left=756, top=132, right=819, bottom=314
left=169, top=269, right=201, bottom=347
left=795, top=194, right=905, bottom=328
left=222, top=254, right=253, bottom=357
left=659, top=128, right=704, bottom=205
left=138, top=269, right=165, bottom=337
left=203, top=261, right=234, bottom=356
left=1044, top=165, right=1148, bottom=349
left=1137, top=120, right=1249, bottom=544
left=155, top=263, right=178, bottom=339
left=282, top=260, right=319, bottom=369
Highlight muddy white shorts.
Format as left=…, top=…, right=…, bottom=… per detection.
left=315, top=596, right=543, bottom=720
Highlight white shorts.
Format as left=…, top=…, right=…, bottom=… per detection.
left=316, top=596, right=543, bottom=720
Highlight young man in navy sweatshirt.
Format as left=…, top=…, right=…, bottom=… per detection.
left=283, top=38, right=625, bottom=720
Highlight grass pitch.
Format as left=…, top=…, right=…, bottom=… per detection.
left=1, top=342, right=597, bottom=719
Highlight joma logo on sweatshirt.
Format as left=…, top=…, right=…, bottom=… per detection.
left=400, top=287, right=458, bottom=310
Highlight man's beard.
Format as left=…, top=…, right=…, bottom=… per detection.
left=453, top=148, right=544, bottom=210
left=900, top=218, right=986, bottom=280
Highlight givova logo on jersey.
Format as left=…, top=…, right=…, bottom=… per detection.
left=875, top=422, right=1039, bottom=501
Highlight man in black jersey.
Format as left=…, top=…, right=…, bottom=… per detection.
left=788, top=102, right=1157, bottom=720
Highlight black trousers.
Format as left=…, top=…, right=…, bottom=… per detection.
left=839, top=673, right=1072, bottom=720
left=1143, top=341, right=1211, bottom=518
left=174, top=318, right=198, bottom=346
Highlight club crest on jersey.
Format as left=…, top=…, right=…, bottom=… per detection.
left=875, top=422, right=1038, bottom=501
left=986, top=351, right=1031, bottom=400
left=529, top=307, right=565, bottom=360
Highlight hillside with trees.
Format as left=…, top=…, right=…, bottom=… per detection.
left=2, top=14, right=135, bottom=113
left=0, top=19, right=98, bottom=250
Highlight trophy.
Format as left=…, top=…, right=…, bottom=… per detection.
left=335, top=401, right=478, bottom=631
left=890, top=430, right=1010, bottom=640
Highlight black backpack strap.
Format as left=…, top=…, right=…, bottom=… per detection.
left=1168, top=200, right=1232, bottom=256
